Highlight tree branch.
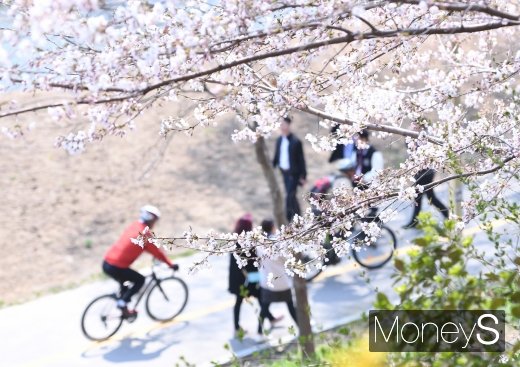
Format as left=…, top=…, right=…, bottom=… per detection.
left=300, top=105, right=444, bottom=145
left=0, top=94, right=137, bottom=119
left=394, top=1, right=520, bottom=21
left=423, top=155, right=518, bottom=190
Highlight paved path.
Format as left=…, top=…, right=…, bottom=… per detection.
left=0, top=192, right=510, bottom=367
left=0, top=254, right=397, bottom=367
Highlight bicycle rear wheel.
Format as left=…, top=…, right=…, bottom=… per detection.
left=352, top=226, right=397, bottom=269
left=81, top=294, right=123, bottom=341
left=145, top=276, right=188, bottom=321
left=301, top=250, right=324, bottom=283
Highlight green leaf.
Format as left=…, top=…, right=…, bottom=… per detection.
left=485, top=273, right=500, bottom=282
left=413, top=237, right=430, bottom=247
left=395, top=284, right=408, bottom=296
left=491, top=297, right=506, bottom=309
left=511, top=305, right=520, bottom=319
left=337, top=326, right=350, bottom=336
left=408, top=248, right=420, bottom=258
left=456, top=356, right=468, bottom=365
left=448, top=248, right=463, bottom=262
left=499, top=271, right=515, bottom=282
left=375, top=292, right=393, bottom=310
left=448, top=263, right=464, bottom=276
left=444, top=219, right=455, bottom=231
left=422, top=255, right=434, bottom=267
left=511, top=292, right=520, bottom=303
left=461, top=236, right=473, bottom=248
left=394, top=258, right=405, bottom=272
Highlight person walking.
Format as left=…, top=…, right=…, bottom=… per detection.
left=403, top=169, right=449, bottom=228
left=228, top=214, right=281, bottom=337
left=272, top=115, right=307, bottom=221
left=256, top=219, right=298, bottom=335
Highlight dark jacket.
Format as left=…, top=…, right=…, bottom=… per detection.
left=329, top=143, right=358, bottom=163
left=352, top=145, right=377, bottom=190
left=329, top=144, right=344, bottom=163
left=358, top=146, right=377, bottom=175
left=228, top=248, right=260, bottom=298
left=329, top=125, right=356, bottom=163
left=272, top=133, right=307, bottom=180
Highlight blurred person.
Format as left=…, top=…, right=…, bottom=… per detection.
left=272, top=115, right=307, bottom=221
left=403, top=123, right=449, bottom=228
left=353, top=129, right=384, bottom=189
left=353, top=129, right=384, bottom=221
left=228, top=214, right=282, bottom=338
left=329, top=124, right=357, bottom=163
left=256, top=219, right=298, bottom=335
left=403, top=168, right=449, bottom=228
left=102, top=205, right=178, bottom=318
left=334, top=157, right=358, bottom=189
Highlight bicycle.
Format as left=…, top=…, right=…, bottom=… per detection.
left=302, top=220, right=397, bottom=282
left=305, top=173, right=398, bottom=281
left=81, top=262, right=189, bottom=341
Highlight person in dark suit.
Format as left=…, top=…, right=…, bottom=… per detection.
left=329, top=124, right=357, bottom=163
left=272, top=116, right=307, bottom=221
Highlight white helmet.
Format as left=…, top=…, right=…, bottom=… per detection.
left=140, top=205, right=161, bottom=221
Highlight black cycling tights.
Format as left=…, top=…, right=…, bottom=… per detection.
left=102, top=261, right=145, bottom=303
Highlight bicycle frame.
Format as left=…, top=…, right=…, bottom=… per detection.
left=119, top=269, right=161, bottom=309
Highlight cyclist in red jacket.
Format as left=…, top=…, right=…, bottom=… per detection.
left=102, top=205, right=178, bottom=317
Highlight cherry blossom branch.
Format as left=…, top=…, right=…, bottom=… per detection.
left=237, top=64, right=442, bottom=145
left=207, top=0, right=519, bottom=55
left=10, top=78, right=129, bottom=93
left=144, top=156, right=518, bottom=252
left=139, top=18, right=520, bottom=96
left=0, top=94, right=138, bottom=119
left=422, top=155, right=518, bottom=190
left=316, top=156, right=519, bottom=223
left=300, top=105, right=444, bottom=145
left=394, top=1, right=520, bottom=21
left=3, top=3, right=518, bottom=115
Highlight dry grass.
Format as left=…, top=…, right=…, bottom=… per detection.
left=0, top=93, right=405, bottom=305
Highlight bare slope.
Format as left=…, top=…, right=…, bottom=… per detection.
left=0, top=97, right=403, bottom=304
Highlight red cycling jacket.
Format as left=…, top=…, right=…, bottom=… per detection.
left=104, top=221, right=172, bottom=268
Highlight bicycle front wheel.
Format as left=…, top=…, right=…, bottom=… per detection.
left=81, top=294, right=123, bottom=341
left=352, top=226, right=397, bottom=269
left=145, top=276, right=188, bottom=321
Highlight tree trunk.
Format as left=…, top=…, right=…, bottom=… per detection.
left=292, top=273, right=315, bottom=357
left=254, top=136, right=285, bottom=226
left=254, top=136, right=316, bottom=358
